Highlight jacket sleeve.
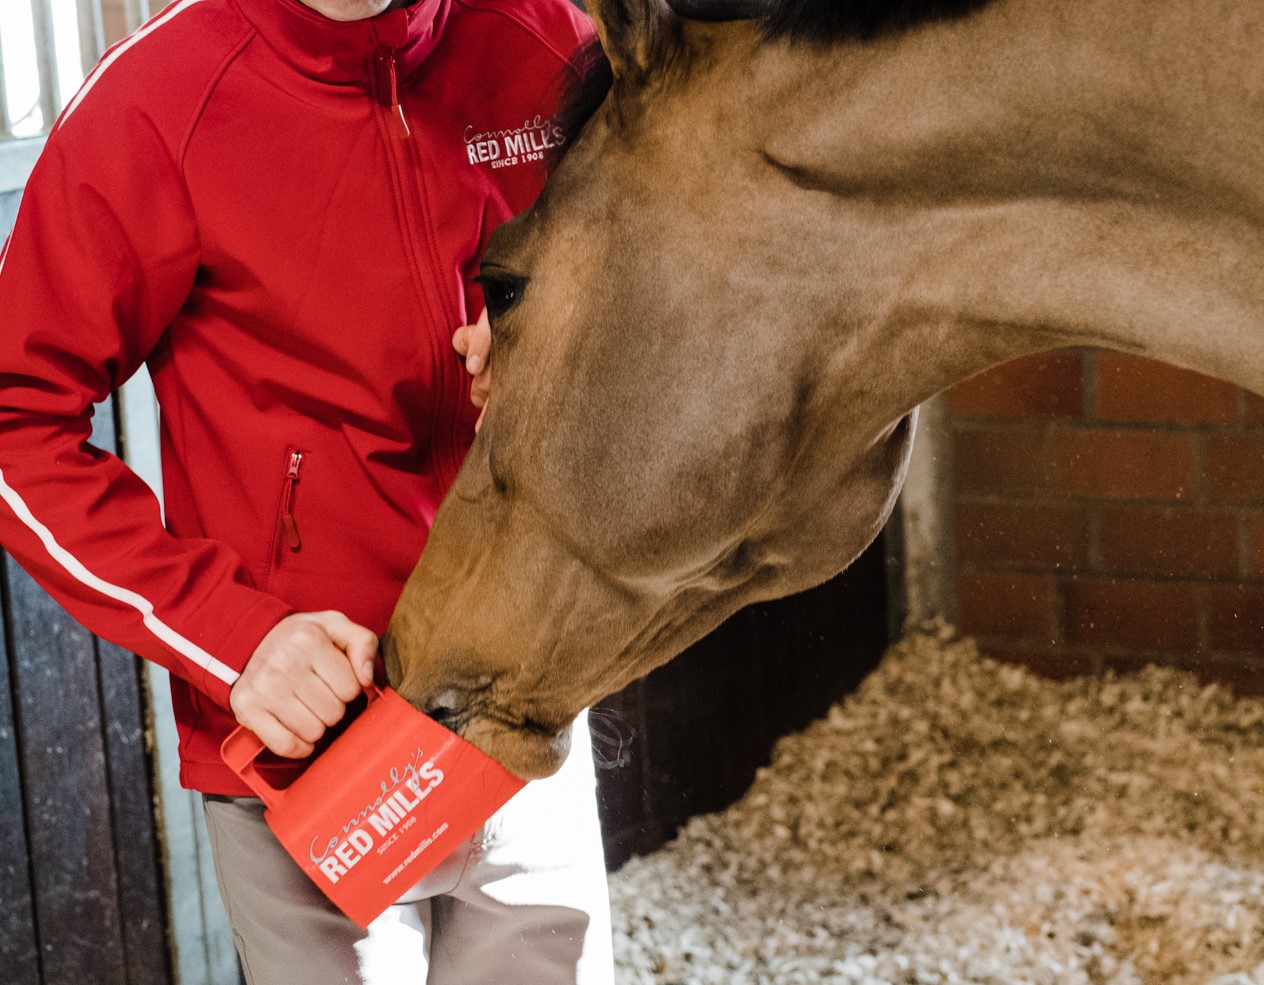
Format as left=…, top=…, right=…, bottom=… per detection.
left=0, top=105, right=292, bottom=710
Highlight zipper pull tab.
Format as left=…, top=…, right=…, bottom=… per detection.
left=378, top=50, right=410, bottom=139
left=281, top=451, right=303, bottom=551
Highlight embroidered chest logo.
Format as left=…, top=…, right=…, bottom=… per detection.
left=464, top=114, right=566, bottom=171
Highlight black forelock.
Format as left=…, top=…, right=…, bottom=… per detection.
left=550, top=36, right=615, bottom=168
left=762, top=0, right=997, bottom=44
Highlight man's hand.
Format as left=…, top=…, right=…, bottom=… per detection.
left=230, top=611, right=377, bottom=758
left=452, top=307, right=491, bottom=430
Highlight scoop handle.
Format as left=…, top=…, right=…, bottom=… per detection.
left=219, top=685, right=383, bottom=807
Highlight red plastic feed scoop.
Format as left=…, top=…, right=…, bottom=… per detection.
left=220, top=686, right=524, bottom=928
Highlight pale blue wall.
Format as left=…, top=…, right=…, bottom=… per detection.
left=1, top=189, right=20, bottom=237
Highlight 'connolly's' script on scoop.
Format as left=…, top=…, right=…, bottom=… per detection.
left=308, top=747, right=445, bottom=884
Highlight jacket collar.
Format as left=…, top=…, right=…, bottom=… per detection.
left=235, top=0, right=451, bottom=86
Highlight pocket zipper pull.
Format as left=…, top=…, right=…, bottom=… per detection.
left=281, top=451, right=303, bottom=550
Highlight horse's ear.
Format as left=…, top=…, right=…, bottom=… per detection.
left=582, top=0, right=676, bottom=80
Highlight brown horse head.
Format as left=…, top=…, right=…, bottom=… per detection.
left=388, top=0, right=1264, bottom=778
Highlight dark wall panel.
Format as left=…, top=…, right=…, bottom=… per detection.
left=7, top=560, right=129, bottom=985
left=0, top=563, right=41, bottom=985
left=1, top=395, right=173, bottom=985
left=596, top=532, right=891, bottom=866
left=98, top=640, right=170, bottom=985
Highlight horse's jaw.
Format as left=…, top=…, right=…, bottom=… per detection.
left=459, top=713, right=575, bottom=781
left=385, top=409, right=917, bottom=779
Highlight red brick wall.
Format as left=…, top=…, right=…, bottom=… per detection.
left=948, top=349, right=1264, bottom=694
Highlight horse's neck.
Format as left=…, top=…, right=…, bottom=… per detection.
left=752, top=0, right=1264, bottom=394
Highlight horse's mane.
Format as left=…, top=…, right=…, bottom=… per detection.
left=763, top=0, right=996, bottom=43
left=554, top=0, right=996, bottom=157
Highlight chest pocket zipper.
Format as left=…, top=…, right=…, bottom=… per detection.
left=279, top=449, right=304, bottom=552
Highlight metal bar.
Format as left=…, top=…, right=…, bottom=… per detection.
left=77, top=0, right=106, bottom=78
left=124, top=0, right=150, bottom=34
left=0, top=32, right=12, bottom=139
left=29, top=0, right=60, bottom=134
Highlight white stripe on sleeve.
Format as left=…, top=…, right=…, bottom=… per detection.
left=0, top=465, right=241, bottom=687
left=58, top=0, right=207, bottom=128
left=3, top=0, right=237, bottom=686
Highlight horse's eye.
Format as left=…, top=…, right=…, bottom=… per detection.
left=477, top=273, right=528, bottom=320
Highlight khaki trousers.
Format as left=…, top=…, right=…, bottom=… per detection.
left=202, top=713, right=613, bottom=985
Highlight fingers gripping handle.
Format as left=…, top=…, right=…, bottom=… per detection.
left=220, top=685, right=383, bottom=807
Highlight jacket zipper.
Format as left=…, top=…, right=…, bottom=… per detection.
left=376, top=48, right=411, bottom=139
left=280, top=450, right=303, bottom=551
left=371, top=45, right=466, bottom=482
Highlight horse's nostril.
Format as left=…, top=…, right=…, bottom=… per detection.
left=424, top=688, right=468, bottom=725
left=427, top=707, right=457, bottom=727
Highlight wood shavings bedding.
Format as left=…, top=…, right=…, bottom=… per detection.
left=610, top=627, right=1264, bottom=984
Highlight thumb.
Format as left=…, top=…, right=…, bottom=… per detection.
left=315, top=610, right=378, bottom=688
left=452, top=323, right=470, bottom=357
left=465, top=308, right=491, bottom=375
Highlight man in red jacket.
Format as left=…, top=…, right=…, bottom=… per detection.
left=0, top=0, right=614, bottom=980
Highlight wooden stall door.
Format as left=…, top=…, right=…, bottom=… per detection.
left=0, top=398, right=173, bottom=985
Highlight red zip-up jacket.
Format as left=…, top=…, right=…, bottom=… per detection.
left=0, top=0, right=591, bottom=794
